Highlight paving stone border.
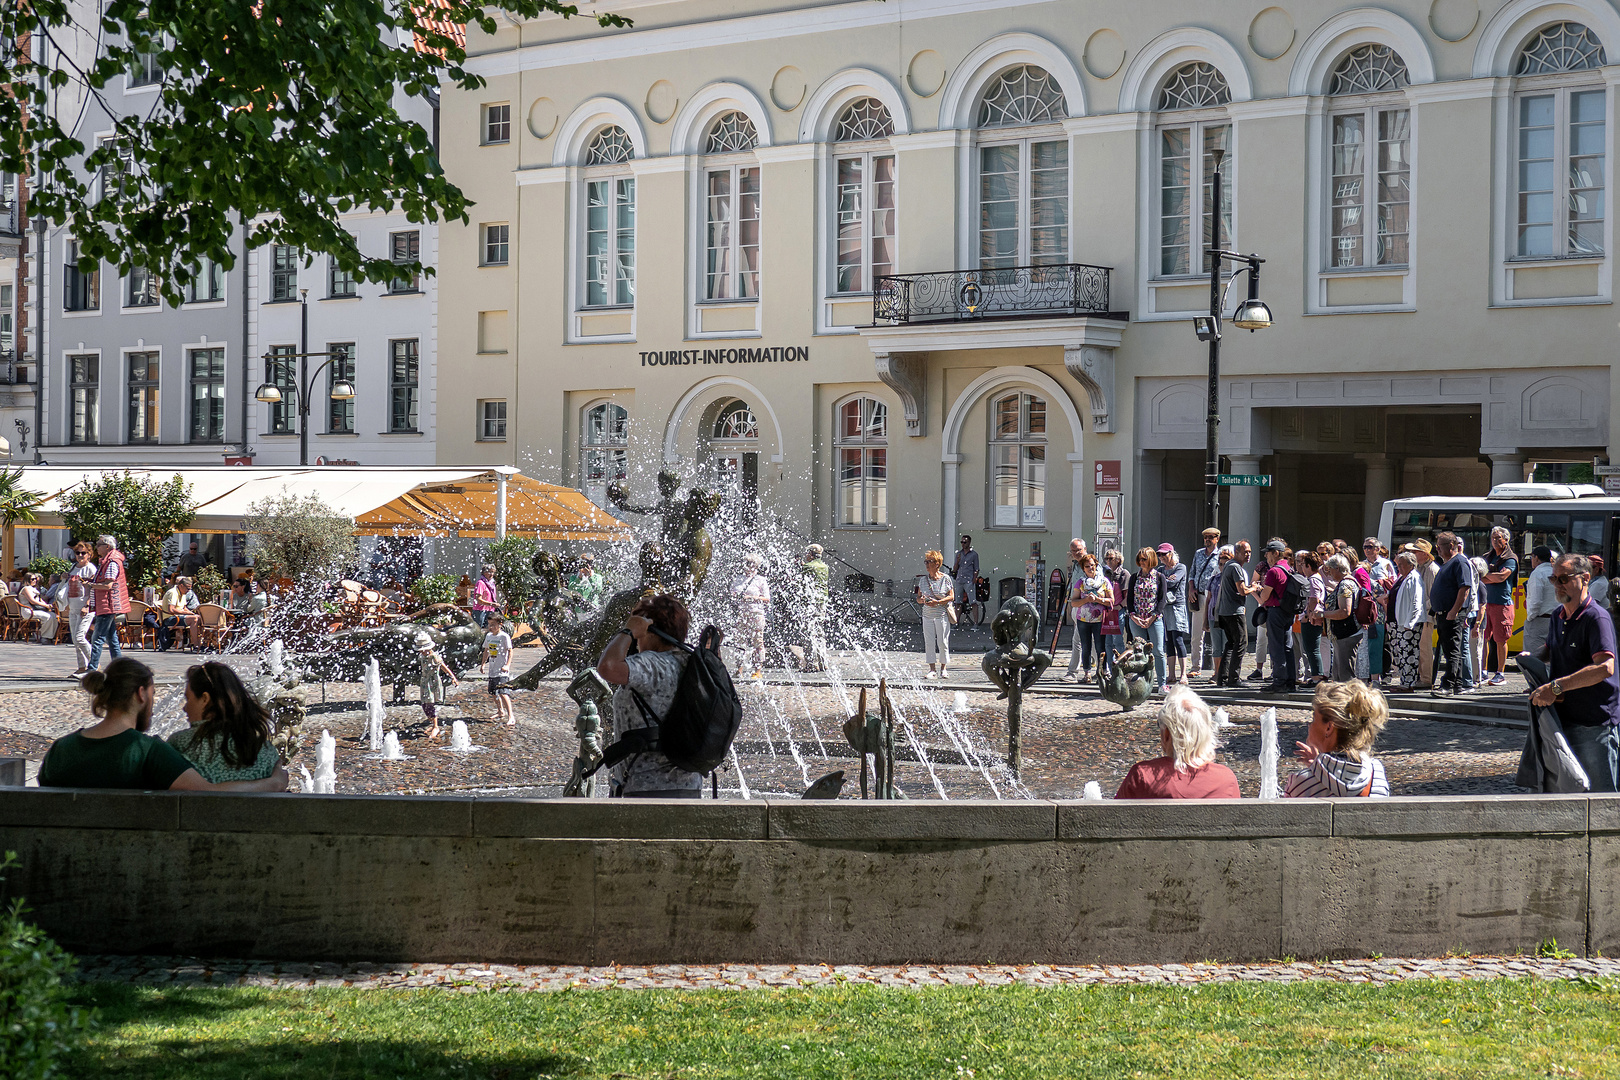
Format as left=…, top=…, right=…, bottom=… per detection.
left=72, top=955, right=1620, bottom=991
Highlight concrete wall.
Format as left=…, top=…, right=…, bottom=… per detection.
left=4, top=789, right=1615, bottom=964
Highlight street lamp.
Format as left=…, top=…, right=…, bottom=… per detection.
left=255, top=290, right=356, bottom=465
left=1199, top=147, right=1273, bottom=535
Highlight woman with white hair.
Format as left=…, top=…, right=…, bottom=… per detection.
left=730, top=552, right=771, bottom=681
left=1322, top=554, right=1364, bottom=683
left=1114, top=686, right=1241, bottom=799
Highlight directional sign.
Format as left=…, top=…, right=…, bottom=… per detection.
left=1218, top=474, right=1272, bottom=487
left=1096, top=494, right=1121, bottom=537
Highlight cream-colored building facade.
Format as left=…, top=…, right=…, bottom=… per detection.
left=439, top=0, right=1620, bottom=593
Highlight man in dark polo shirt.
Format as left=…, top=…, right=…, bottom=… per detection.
left=1428, top=531, right=1475, bottom=695
left=1529, top=553, right=1619, bottom=792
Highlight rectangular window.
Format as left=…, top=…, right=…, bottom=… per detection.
left=128, top=51, right=160, bottom=88
left=705, top=166, right=760, bottom=300
left=270, top=244, right=299, bottom=301
left=125, top=266, right=158, bottom=307
left=187, top=256, right=224, bottom=302
left=834, top=154, right=896, bottom=293
left=1517, top=90, right=1606, bottom=258
left=389, top=339, right=419, bottom=432
left=1330, top=108, right=1410, bottom=268
left=1158, top=123, right=1232, bottom=276
left=390, top=231, right=420, bottom=292
left=584, top=177, right=637, bottom=306
left=0, top=284, right=10, bottom=354
left=126, top=351, right=159, bottom=443
left=327, top=342, right=355, bottom=434
left=64, top=241, right=99, bottom=312
left=479, top=400, right=507, bottom=441
left=328, top=258, right=356, bottom=298
left=189, top=347, right=226, bottom=443
left=70, top=354, right=99, bottom=444
left=97, top=136, right=132, bottom=202
left=978, top=140, right=1068, bottom=270
left=481, top=223, right=509, bottom=266
left=483, top=103, right=511, bottom=145
left=265, top=345, right=298, bottom=434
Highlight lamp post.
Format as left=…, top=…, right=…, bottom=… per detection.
left=255, top=289, right=355, bottom=466
left=1195, top=148, right=1273, bottom=535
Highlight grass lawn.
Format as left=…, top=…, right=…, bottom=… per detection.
left=67, top=976, right=1619, bottom=1079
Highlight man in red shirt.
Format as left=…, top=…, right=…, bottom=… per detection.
left=86, top=534, right=130, bottom=673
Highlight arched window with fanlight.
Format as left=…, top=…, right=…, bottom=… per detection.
left=709, top=398, right=760, bottom=501
left=832, top=98, right=896, bottom=294
left=1156, top=61, right=1233, bottom=277
left=704, top=111, right=761, bottom=299
left=581, top=401, right=629, bottom=506
left=1326, top=45, right=1411, bottom=268
left=834, top=396, right=887, bottom=526
left=582, top=126, right=636, bottom=307
left=1514, top=22, right=1608, bottom=258
left=989, top=391, right=1046, bottom=527
left=976, top=65, right=1069, bottom=269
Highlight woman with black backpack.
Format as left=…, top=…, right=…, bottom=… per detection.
left=597, top=595, right=703, bottom=798
left=1322, top=555, right=1364, bottom=683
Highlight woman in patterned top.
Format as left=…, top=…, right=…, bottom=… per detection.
left=166, top=661, right=280, bottom=783
left=597, top=594, right=702, bottom=798
left=1284, top=679, right=1390, bottom=798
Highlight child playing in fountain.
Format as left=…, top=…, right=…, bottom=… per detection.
left=482, top=613, right=516, bottom=726
left=417, top=635, right=460, bottom=741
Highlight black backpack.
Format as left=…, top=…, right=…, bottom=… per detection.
left=1281, top=568, right=1309, bottom=617
left=590, top=625, right=742, bottom=778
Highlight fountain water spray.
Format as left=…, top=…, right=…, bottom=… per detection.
left=297, top=764, right=314, bottom=793
left=1258, top=707, right=1280, bottom=799
left=312, top=729, right=336, bottom=794
left=268, top=639, right=285, bottom=678
left=448, top=720, right=475, bottom=753
left=1213, top=706, right=1233, bottom=730
left=953, top=691, right=969, bottom=714
left=1082, top=780, right=1103, bottom=801
left=364, top=660, right=384, bottom=751
left=381, top=731, right=409, bottom=760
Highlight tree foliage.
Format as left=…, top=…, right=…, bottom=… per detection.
left=59, top=472, right=195, bottom=588
left=486, top=535, right=538, bottom=612
left=0, top=0, right=630, bottom=306
left=409, top=573, right=457, bottom=607
left=0, top=468, right=45, bottom=531
left=242, top=491, right=357, bottom=583
left=0, top=852, right=90, bottom=1080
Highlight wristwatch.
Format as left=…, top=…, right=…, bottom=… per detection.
left=1550, top=679, right=1565, bottom=697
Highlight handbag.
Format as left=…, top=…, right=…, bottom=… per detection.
left=1355, top=591, right=1377, bottom=626
left=1100, top=604, right=1122, bottom=636
left=947, top=604, right=958, bottom=626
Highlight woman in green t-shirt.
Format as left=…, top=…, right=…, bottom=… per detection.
left=38, top=658, right=287, bottom=792
left=166, top=662, right=280, bottom=783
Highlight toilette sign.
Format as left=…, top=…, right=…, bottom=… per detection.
left=639, top=346, right=811, bottom=366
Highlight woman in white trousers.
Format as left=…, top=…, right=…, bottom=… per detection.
left=65, top=543, right=98, bottom=674
left=917, top=550, right=955, bottom=678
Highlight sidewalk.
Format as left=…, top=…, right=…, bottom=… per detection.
left=71, top=954, right=1620, bottom=991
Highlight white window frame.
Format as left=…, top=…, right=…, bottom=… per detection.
left=832, top=395, right=889, bottom=529
left=63, top=238, right=100, bottom=315
left=480, top=222, right=510, bottom=267
left=478, top=399, right=508, bottom=442
left=580, top=171, right=635, bottom=308
left=973, top=132, right=1070, bottom=270
left=123, top=265, right=161, bottom=311
left=1491, top=60, right=1615, bottom=306
left=987, top=391, right=1047, bottom=530
left=581, top=400, right=629, bottom=506
left=1151, top=113, right=1233, bottom=281
left=1325, top=96, right=1412, bottom=271
left=1513, top=76, right=1607, bottom=261
left=482, top=102, right=511, bottom=146
left=68, top=352, right=101, bottom=445
left=124, top=347, right=160, bottom=445
left=702, top=159, right=761, bottom=302
left=186, top=255, right=226, bottom=304
left=188, top=345, right=228, bottom=444
left=830, top=148, right=896, bottom=295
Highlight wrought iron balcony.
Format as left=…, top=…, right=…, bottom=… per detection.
left=872, top=262, right=1115, bottom=325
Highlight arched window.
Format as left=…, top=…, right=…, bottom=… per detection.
left=1327, top=46, right=1411, bottom=268
left=835, top=98, right=894, bottom=141
left=990, top=392, right=1046, bottom=527
left=835, top=397, right=887, bottom=526
left=1515, top=23, right=1608, bottom=258
left=582, top=126, right=635, bottom=307
left=833, top=99, right=896, bottom=294
left=704, top=112, right=761, bottom=299
left=585, top=126, right=634, bottom=165
left=1156, top=62, right=1233, bottom=277
left=713, top=400, right=759, bottom=440
left=977, top=66, right=1069, bottom=269
left=582, top=402, right=629, bottom=506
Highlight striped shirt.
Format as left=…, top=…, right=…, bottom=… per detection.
left=1283, top=753, right=1390, bottom=798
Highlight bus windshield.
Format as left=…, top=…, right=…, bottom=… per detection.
left=1389, top=508, right=1608, bottom=560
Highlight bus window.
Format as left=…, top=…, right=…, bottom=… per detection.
left=1390, top=510, right=1434, bottom=554
left=1434, top=512, right=1511, bottom=559
left=1521, top=513, right=1569, bottom=558
left=1571, top=515, right=1605, bottom=557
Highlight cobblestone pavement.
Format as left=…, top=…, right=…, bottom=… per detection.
left=72, top=954, right=1620, bottom=990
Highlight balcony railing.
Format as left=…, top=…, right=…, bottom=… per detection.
left=872, top=262, right=1113, bottom=325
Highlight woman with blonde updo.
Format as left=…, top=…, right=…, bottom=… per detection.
left=1284, top=679, right=1390, bottom=797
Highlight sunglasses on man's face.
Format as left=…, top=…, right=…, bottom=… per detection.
left=1553, top=573, right=1589, bottom=585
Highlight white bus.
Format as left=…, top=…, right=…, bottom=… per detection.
left=1377, top=482, right=1617, bottom=650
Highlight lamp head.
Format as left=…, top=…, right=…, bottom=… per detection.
left=1192, top=315, right=1220, bottom=342
left=254, top=382, right=283, bottom=404
left=330, top=380, right=356, bottom=400
left=1232, top=298, right=1273, bottom=331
